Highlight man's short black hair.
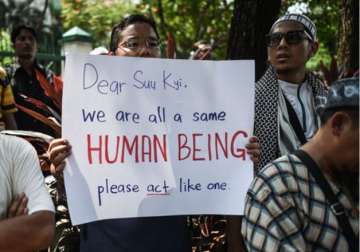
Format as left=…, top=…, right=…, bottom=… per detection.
left=11, top=25, right=37, bottom=43
left=320, top=107, right=359, bottom=128
left=109, top=14, right=159, bottom=53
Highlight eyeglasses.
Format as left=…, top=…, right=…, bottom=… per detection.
left=118, top=38, right=161, bottom=52
left=266, top=30, right=312, bottom=47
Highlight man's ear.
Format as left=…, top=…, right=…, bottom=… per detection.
left=330, top=112, right=351, bottom=137
left=308, top=41, right=319, bottom=59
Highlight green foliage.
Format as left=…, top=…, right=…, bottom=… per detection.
left=136, top=0, right=234, bottom=59
left=306, top=41, right=331, bottom=69
left=0, top=29, right=14, bottom=66
left=282, top=0, right=340, bottom=69
left=61, top=0, right=135, bottom=47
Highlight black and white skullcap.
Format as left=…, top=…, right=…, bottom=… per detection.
left=270, top=13, right=317, bottom=41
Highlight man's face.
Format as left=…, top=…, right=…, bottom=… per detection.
left=193, top=44, right=212, bottom=60
left=13, top=29, right=37, bottom=61
left=267, top=21, right=315, bottom=74
left=340, top=124, right=359, bottom=174
left=114, top=22, right=161, bottom=58
left=334, top=114, right=359, bottom=174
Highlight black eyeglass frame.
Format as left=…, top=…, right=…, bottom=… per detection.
left=265, top=30, right=313, bottom=48
left=118, top=37, right=161, bottom=52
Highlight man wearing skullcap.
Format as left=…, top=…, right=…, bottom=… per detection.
left=227, top=13, right=328, bottom=252
left=242, top=78, right=359, bottom=251
left=254, top=13, right=328, bottom=171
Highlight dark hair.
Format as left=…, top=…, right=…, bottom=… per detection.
left=320, top=107, right=359, bottom=127
left=109, top=14, right=159, bottom=52
left=11, top=25, right=37, bottom=43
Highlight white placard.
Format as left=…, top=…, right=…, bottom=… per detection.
left=62, top=54, right=254, bottom=225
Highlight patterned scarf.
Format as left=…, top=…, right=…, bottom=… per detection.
left=254, top=66, right=327, bottom=172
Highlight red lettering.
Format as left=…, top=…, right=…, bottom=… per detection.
left=153, top=134, right=167, bottom=162
left=231, top=130, right=247, bottom=159
left=141, top=135, right=152, bottom=162
left=215, top=132, right=228, bottom=159
left=207, top=133, right=212, bottom=161
left=178, top=134, right=191, bottom=160
left=104, top=135, right=120, bottom=163
left=192, top=133, right=205, bottom=161
left=121, top=135, right=139, bottom=163
left=87, top=134, right=102, bottom=164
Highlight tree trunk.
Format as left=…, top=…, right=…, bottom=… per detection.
left=227, top=0, right=281, bottom=80
left=338, top=0, right=359, bottom=72
left=156, top=0, right=167, bottom=38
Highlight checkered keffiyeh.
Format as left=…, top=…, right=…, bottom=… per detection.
left=242, top=154, right=359, bottom=252
left=254, top=66, right=327, bottom=172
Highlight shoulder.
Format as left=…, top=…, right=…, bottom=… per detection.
left=0, top=67, right=6, bottom=81
left=248, top=155, right=307, bottom=200
left=0, top=67, right=9, bottom=88
left=3, top=64, right=18, bottom=79
left=35, top=62, right=54, bottom=78
left=256, top=66, right=277, bottom=87
left=255, top=66, right=279, bottom=103
left=0, top=134, right=36, bottom=156
left=307, top=72, right=328, bottom=93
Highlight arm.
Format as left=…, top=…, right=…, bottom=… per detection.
left=0, top=210, right=54, bottom=251
left=11, top=136, right=54, bottom=215
left=7, top=193, right=28, bottom=217
left=242, top=175, right=306, bottom=251
left=2, top=136, right=55, bottom=251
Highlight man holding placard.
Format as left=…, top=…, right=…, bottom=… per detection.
left=49, top=14, right=260, bottom=252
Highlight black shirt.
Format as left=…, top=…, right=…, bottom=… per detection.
left=80, top=216, right=191, bottom=252
left=11, top=65, right=60, bottom=136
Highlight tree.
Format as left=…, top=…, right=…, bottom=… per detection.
left=136, top=0, right=234, bottom=59
left=61, top=0, right=135, bottom=47
left=0, top=0, right=63, bottom=72
left=338, top=0, right=359, bottom=71
left=282, top=0, right=359, bottom=75
left=281, top=0, right=340, bottom=70
left=227, top=0, right=281, bottom=80
left=0, top=0, right=50, bottom=32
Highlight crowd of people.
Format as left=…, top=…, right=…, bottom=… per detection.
left=0, top=12, right=358, bottom=252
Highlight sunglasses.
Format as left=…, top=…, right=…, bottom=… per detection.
left=266, top=30, right=312, bottom=47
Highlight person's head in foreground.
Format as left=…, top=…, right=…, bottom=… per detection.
left=109, top=14, right=160, bottom=58
left=316, top=77, right=359, bottom=178
left=266, top=13, right=319, bottom=79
